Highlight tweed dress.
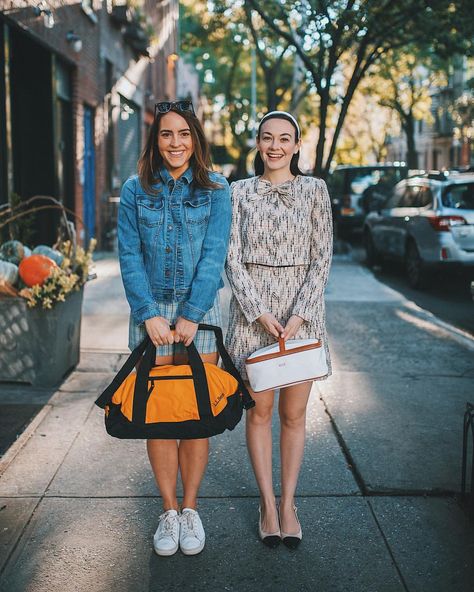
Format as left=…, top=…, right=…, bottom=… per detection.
left=225, top=175, right=333, bottom=381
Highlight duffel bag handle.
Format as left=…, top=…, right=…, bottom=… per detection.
left=95, top=323, right=254, bottom=416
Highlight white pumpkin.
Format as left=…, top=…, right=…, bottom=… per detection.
left=0, top=260, right=19, bottom=286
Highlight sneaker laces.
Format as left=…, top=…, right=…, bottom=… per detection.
left=181, top=511, right=198, bottom=538
left=159, top=512, right=177, bottom=537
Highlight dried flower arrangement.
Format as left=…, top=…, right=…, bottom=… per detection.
left=0, top=196, right=96, bottom=309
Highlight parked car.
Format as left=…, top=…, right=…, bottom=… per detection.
left=363, top=171, right=474, bottom=288
left=328, top=164, right=409, bottom=237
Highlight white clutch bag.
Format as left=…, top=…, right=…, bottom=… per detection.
left=245, top=338, right=328, bottom=393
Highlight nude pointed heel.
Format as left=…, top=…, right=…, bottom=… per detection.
left=279, top=505, right=302, bottom=549
left=258, top=506, right=281, bottom=548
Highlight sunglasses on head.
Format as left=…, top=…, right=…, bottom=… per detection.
left=154, top=100, right=195, bottom=117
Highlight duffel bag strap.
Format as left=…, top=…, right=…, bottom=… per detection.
left=95, top=337, right=149, bottom=409
left=197, top=324, right=255, bottom=410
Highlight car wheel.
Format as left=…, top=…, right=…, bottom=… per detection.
left=336, top=223, right=350, bottom=241
left=364, top=230, right=381, bottom=268
left=405, top=241, right=428, bottom=289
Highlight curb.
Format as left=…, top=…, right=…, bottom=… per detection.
left=0, top=404, right=52, bottom=477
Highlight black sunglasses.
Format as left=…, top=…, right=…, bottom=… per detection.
left=154, top=100, right=195, bottom=117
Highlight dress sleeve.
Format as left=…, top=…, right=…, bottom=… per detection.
left=292, top=179, right=333, bottom=322
left=225, top=182, right=269, bottom=323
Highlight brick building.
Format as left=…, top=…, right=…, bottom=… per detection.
left=0, top=0, right=179, bottom=248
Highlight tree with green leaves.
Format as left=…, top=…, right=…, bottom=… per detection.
left=245, top=0, right=474, bottom=176
left=180, top=0, right=313, bottom=176
left=364, top=47, right=448, bottom=168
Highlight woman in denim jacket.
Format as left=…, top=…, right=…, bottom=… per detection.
left=118, top=101, right=231, bottom=557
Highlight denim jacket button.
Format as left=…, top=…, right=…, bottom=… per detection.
left=165, top=246, right=171, bottom=253
left=168, top=225, right=173, bottom=231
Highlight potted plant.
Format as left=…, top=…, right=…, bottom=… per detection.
left=0, top=196, right=95, bottom=386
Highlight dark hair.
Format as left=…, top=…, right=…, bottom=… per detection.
left=254, top=112, right=304, bottom=176
left=138, top=108, right=220, bottom=193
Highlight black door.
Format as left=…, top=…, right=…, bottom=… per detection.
left=10, top=28, right=56, bottom=245
left=0, top=23, right=8, bottom=207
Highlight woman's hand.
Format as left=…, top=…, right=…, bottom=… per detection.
left=281, top=315, right=304, bottom=341
left=257, top=312, right=284, bottom=339
left=144, top=316, right=173, bottom=346
left=174, top=317, right=199, bottom=347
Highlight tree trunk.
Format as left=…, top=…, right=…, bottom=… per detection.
left=234, top=151, right=249, bottom=180
left=403, top=112, right=418, bottom=169
left=267, top=78, right=279, bottom=111
left=313, top=89, right=329, bottom=177
left=461, top=137, right=471, bottom=167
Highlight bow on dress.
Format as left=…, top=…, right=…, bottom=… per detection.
left=254, top=178, right=295, bottom=208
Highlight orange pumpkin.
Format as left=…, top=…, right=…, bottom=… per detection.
left=19, top=254, right=57, bottom=287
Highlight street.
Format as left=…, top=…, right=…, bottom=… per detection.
left=348, top=239, right=474, bottom=337
left=1, top=253, right=473, bottom=592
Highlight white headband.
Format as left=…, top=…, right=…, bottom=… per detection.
left=258, top=111, right=301, bottom=139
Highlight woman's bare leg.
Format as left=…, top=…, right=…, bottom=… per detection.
left=177, top=352, right=217, bottom=509
left=147, top=439, right=179, bottom=511
left=278, top=381, right=312, bottom=534
left=246, top=385, right=279, bottom=533
left=178, top=439, right=209, bottom=509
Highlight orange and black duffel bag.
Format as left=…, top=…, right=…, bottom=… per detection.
left=95, top=324, right=255, bottom=439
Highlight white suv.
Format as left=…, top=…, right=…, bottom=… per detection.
left=363, top=171, right=474, bottom=288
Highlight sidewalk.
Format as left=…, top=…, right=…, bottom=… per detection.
left=0, top=257, right=473, bottom=592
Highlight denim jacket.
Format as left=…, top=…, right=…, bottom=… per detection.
left=118, top=165, right=231, bottom=325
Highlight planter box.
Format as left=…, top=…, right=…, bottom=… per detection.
left=0, top=288, right=83, bottom=387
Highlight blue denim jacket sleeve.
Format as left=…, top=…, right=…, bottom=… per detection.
left=181, top=176, right=232, bottom=323
left=117, top=176, right=161, bottom=324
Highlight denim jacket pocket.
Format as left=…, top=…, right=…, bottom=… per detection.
left=137, top=196, right=164, bottom=227
left=184, top=191, right=211, bottom=225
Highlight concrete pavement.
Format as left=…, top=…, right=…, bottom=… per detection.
left=0, top=256, right=473, bottom=592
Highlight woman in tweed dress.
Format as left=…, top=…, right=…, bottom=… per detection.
left=118, top=101, right=231, bottom=557
left=225, top=111, right=333, bottom=549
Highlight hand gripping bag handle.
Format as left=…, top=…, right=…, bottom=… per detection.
left=95, top=324, right=254, bottom=419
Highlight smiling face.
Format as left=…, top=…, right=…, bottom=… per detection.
left=256, top=118, right=300, bottom=175
left=157, top=111, right=194, bottom=178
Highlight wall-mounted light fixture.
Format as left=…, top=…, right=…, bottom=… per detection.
left=66, top=31, right=83, bottom=53
left=33, top=3, right=55, bottom=29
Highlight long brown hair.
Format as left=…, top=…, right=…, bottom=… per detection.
left=138, top=108, right=220, bottom=194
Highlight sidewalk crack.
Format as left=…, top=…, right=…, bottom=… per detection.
left=366, top=499, right=411, bottom=592
left=318, top=391, right=368, bottom=496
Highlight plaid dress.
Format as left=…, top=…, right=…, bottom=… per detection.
left=128, top=293, right=222, bottom=355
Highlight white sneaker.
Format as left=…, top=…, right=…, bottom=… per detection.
left=179, top=508, right=205, bottom=555
left=153, top=509, right=180, bottom=556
